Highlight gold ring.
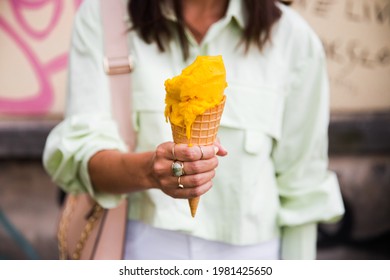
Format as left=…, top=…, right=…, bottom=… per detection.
left=199, top=146, right=204, bottom=160
left=172, top=143, right=176, bottom=160
left=178, top=176, right=184, bottom=189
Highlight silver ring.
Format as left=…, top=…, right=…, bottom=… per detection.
left=172, top=143, right=176, bottom=160
left=178, top=176, right=184, bottom=189
left=172, top=161, right=185, bottom=177
left=199, top=146, right=204, bottom=160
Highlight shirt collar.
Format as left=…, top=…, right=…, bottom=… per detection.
left=160, top=0, right=177, bottom=22
left=225, top=0, right=245, bottom=29
left=160, top=0, right=245, bottom=29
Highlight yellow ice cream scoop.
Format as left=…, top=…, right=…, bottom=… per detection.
left=164, top=55, right=228, bottom=218
left=164, top=55, right=227, bottom=139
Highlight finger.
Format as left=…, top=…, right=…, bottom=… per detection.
left=170, top=180, right=213, bottom=199
left=176, top=157, right=218, bottom=175
left=214, top=140, right=228, bottom=156
left=155, top=142, right=177, bottom=161
left=174, top=144, right=218, bottom=162
left=171, top=170, right=215, bottom=190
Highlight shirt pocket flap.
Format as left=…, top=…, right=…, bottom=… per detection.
left=244, top=130, right=266, bottom=154
left=221, top=82, right=284, bottom=141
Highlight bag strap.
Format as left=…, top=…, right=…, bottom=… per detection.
left=100, top=0, right=135, bottom=150
left=96, top=0, right=133, bottom=260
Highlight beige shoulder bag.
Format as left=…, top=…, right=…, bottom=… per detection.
left=57, top=0, right=135, bottom=260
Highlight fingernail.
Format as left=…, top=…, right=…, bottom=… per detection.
left=214, top=146, right=219, bottom=155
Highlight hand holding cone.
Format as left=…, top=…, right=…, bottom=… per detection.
left=170, top=97, right=226, bottom=217
left=164, top=55, right=227, bottom=217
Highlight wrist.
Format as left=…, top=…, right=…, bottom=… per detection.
left=144, top=151, right=160, bottom=190
left=121, top=151, right=158, bottom=191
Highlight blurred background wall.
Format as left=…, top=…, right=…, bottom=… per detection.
left=291, top=0, right=390, bottom=259
left=0, top=0, right=389, bottom=259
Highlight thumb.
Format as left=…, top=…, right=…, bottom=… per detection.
left=214, top=139, right=228, bottom=157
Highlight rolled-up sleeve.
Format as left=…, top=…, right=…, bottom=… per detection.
left=272, top=48, right=345, bottom=258
left=42, top=0, right=127, bottom=208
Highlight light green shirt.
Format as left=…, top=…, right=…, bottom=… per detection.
left=43, top=0, right=344, bottom=259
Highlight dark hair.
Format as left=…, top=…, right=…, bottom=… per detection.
left=128, top=0, right=284, bottom=60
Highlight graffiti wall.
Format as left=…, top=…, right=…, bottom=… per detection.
left=0, top=0, right=389, bottom=118
left=292, top=0, right=390, bottom=112
left=0, top=0, right=81, bottom=117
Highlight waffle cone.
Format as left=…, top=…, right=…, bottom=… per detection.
left=188, top=197, right=200, bottom=218
left=170, top=96, right=226, bottom=217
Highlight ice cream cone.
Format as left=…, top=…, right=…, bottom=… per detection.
left=164, top=55, right=227, bottom=217
left=188, top=197, right=200, bottom=218
left=170, top=96, right=226, bottom=217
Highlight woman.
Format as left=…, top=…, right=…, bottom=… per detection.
left=43, top=0, right=344, bottom=259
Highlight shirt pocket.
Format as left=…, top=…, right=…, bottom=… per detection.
left=132, top=89, right=171, bottom=150
left=220, top=82, right=284, bottom=154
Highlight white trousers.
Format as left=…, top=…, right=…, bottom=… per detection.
left=124, top=220, right=280, bottom=260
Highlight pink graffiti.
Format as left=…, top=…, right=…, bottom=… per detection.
left=0, top=0, right=82, bottom=115
left=10, top=0, right=62, bottom=40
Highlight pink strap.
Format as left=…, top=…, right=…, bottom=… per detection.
left=98, top=0, right=133, bottom=260
left=100, top=0, right=135, bottom=151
